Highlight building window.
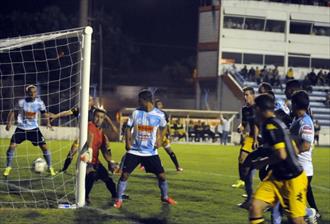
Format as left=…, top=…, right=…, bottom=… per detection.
left=265, top=55, right=284, bottom=66
left=265, top=20, right=285, bottom=33
left=223, top=16, right=244, bottom=29
left=243, top=53, right=263, bottom=64
left=222, top=52, right=242, bottom=64
left=244, top=18, right=265, bottom=31
left=290, top=22, right=312, bottom=35
left=312, top=25, right=330, bottom=37
left=311, top=58, right=330, bottom=69
left=288, top=56, right=310, bottom=67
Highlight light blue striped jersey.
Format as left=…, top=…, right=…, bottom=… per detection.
left=16, top=98, right=46, bottom=130
left=127, top=107, right=167, bottom=156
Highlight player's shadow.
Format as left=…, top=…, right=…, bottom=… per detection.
left=119, top=203, right=171, bottom=224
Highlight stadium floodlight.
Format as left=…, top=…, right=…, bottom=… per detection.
left=0, top=27, right=93, bottom=208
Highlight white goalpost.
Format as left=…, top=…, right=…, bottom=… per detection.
left=0, top=27, right=93, bottom=208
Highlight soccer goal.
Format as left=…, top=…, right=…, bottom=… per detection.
left=0, top=27, right=93, bottom=208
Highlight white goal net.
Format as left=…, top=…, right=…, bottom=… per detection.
left=0, top=27, right=92, bottom=208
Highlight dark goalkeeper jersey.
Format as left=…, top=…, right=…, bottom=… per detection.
left=261, top=117, right=303, bottom=180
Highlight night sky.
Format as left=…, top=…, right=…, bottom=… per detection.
left=1, top=0, right=199, bottom=67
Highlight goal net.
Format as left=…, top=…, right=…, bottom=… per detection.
left=0, top=27, right=92, bottom=208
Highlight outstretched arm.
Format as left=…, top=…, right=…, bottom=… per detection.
left=6, top=110, right=15, bottom=131
left=105, top=115, right=119, bottom=134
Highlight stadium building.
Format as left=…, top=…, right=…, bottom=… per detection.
left=196, top=0, right=330, bottom=144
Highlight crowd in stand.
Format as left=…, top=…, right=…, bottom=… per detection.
left=234, top=65, right=330, bottom=93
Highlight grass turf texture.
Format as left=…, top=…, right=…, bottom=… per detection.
left=0, top=140, right=329, bottom=224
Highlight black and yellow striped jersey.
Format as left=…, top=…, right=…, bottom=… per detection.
left=261, top=117, right=303, bottom=180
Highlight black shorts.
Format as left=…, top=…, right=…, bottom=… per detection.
left=122, top=153, right=165, bottom=175
left=314, top=135, right=319, bottom=142
left=10, top=128, right=46, bottom=146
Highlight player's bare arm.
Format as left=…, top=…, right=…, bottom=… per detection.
left=105, top=114, right=119, bottom=134
left=5, top=110, right=15, bottom=131
left=125, top=127, right=132, bottom=151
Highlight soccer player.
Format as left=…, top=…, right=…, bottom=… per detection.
left=84, top=107, right=117, bottom=205
left=258, top=82, right=291, bottom=127
left=50, top=96, right=118, bottom=172
left=233, top=87, right=258, bottom=209
left=272, top=91, right=319, bottom=224
left=154, top=99, right=183, bottom=172
left=244, top=94, right=307, bottom=224
left=3, top=85, right=56, bottom=176
left=114, top=90, right=177, bottom=208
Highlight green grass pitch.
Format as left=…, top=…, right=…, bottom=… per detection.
left=0, top=140, right=329, bottom=224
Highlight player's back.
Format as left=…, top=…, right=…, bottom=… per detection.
left=128, top=107, right=166, bottom=155
left=261, top=117, right=303, bottom=180
left=290, top=113, right=314, bottom=175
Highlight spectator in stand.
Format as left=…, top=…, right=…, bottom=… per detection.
left=216, top=120, right=223, bottom=143
left=261, top=66, right=268, bottom=83
left=314, top=120, right=321, bottom=146
left=194, top=120, right=204, bottom=142
left=302, top=76, right=313, bottom=93
left=324, top=91, right=330, bottom=106
left=172, top=119, right=186, bottom=141
left=187, top=120, right=196, bottom=142
left=307, top=68, right=317, bottom=86
left=255, top=67, right=261, bottom=84
left=286, top=67, right=294, bottom=81
left=317, top=69, right=326, bottom=85
left=202, top=122, right=216, bottom=142
left=241, top=65, right=248, bottom=80
left=248, top=67, right=256, bottom=82
left=272, top=66, right=281, bottom=87
left=220, top=114, right=235, bottom=145
left=327, top=71, right=330, bottom=85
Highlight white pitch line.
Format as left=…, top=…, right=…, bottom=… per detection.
left=166, top=168, right=330, bottom=192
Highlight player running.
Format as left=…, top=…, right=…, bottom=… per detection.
left=232, top=87, right=257, bottom=206
left=84, top=107, right=117, bottom=205
left=114, top=90, right=177, bottom=208
left=243, top=94, right=308, bottom=224
left=3, top=85, right=56, bottom=176
left=272, top=91, right=320, bottom=224
left=154, top=99, right=183, bottom=172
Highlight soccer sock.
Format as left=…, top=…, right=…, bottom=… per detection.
left=307, top=176, right=319, bottom=212
left=117, top=180, right=127, bottom=200
left=166, top=149, right=180, bottom=169
left=249, top=217, right=265, bottom=224
left=238, top=163, right=244, bottom=180
left=61, top=157, right=72, bottom=172
left=271, top=202, right=282, bottom=224
left=158, top=180, right=168, bottom=199
left=43, top=150, right=52, bottom=167
left=105, top=178, right=117, bottom=198
left=306, top=208, right=314, bottom=217
left=6, top=148, right=15, bottom=167
left=244, top=170, right=254, bottom=201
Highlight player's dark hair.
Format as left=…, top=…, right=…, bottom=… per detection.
left=258, top=82, right=272, bottom=93
left=285, top=79, right=302, bottom=99
left=267, top=90, right=275, bottom=99
left=138, top=90, right=153, bottom=102
left=255, top=94, right=275, bottom=111
left=154, top=98, right=162, bottom=105
left=243, top=86, right=255, bottom=95
left=291, top=90, right=309, bottom=110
